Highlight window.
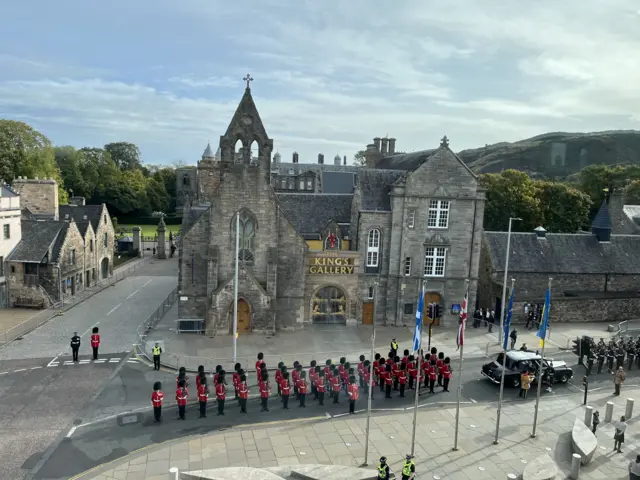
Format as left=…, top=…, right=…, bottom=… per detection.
left=0, top=256, right=3, bottom=277
left=89, top=239, right=94, bottom=252
left=92, top=268, right=96, bottom=281
left=299, top=180, right=304, bottom=190
left=289, top=168, right=294, bottom=175
left=237, top=213, right=256, bottom=263
left=404, top=257, right=411, bottom=276
left=324, top=234, right=340, bottom=250
left=307, top=180, right=312, bottom=190
left=407, top=209, right=416, bottom=229
left=3, top=224, right=9, bottom=239
left=424, top=247, right=447, bottom=277
left=404, top=303, right=414, bottom=315
left=71, top=249, right=77, bottom=265
left=366, top=229, right=380, bottom=267
left=280, top=178, right=286, bottom=189
left=103, top=232, right=108, bottom=247
left=427, top=200, right=450, bottom=228
left=288, top=180, right=294, bottom=189
left=182, top=174, right=190, bottom=186
left=367, top=286, right=374, bottom=299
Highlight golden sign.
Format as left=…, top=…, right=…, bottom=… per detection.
left=309, top=257, right=354, bottom=275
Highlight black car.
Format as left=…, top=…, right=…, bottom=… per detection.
left=481, top=350, right=573, bottom=388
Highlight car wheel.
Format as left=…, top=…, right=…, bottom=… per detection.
left=559, top=374, right=569, bottom=384
left=511, top=378, right=520, bottom=388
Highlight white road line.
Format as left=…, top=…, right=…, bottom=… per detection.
left=109, top=358, right=120, bottom=363
left=371, top=408, right=406, bottom=412
left=81, top=321, right=100, bottom=338
left=94, top=359, right=106, bottom=363
left=332, top=412, right=350, bottom=418
left=141, top=279, right=152, bottom=288
left=76, top=406, right=150, bottom=429
left=47, top=356, right=59, bottom=368
left=63, top=361, right=75, bottom=365
left=0, top=372, right=7, bottom=375
left=106, top=304, right=121, bottom=316
left=126, top=289, right=139, bottom=300
left=31, top=366, right=42, bottom=370
left=325, top=412, right=331, bottom=419
left=79, top=360, right=90, bottom=364
left=14, top=368, right=26, bottom=372
left=470, top=398, right=478, bottom=403
left=65, top=426, right=77, bottom=438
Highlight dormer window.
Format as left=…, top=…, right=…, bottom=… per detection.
left=289, top=168, right=294, bottom=175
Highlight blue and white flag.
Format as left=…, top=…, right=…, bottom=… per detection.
left=503, top=284, right=515, bottom=350
left=537, top=288, right=551, bottom=348
left=413, top=285, right=425, bottom=353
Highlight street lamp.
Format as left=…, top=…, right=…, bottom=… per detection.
left=363, top=279, right=379, bottom=466
left=498, top=217, right=521, bottom=345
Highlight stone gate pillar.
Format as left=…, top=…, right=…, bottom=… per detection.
left=157, top=218, right=167, bottom=260
left=132, top=226, right=142, bottom=257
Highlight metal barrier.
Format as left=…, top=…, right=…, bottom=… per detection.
left=176, top=319, right=204, bottom=334
left=1, top=256, right=151, bottom=345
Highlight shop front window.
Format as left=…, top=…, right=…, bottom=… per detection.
left=311, top=286, right=346, bottom=324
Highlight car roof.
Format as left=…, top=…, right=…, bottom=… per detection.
left=506, top=351, right=541, bottom=361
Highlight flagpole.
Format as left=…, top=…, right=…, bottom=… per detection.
left=532, top=277, right=552, bottom=438
left=453, top=279, right=470, bottom=451
left=232, top=213, right=240, bottom=363
left=494, top=278, right=515, bottom=444
left=363, top=280, right=378, bottom=466
left=410, top=281, right=425, bottom=456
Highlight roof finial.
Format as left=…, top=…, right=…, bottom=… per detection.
left=440, top=135, right=449, bottom=147
left=243, top=73, right=254, bottom=89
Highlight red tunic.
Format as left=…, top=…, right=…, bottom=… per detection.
left=292, top=370, right=300, bottom=384
left=90, top=334, right=100, bottom=348
left=151, top=391, right=164, bottom=407
left=198, top=384, right=208, bottom=402
left=175, top=387, right=188, bottom=406
left=275, top=370, right=283, bottom=385
left=428, top=366, right=437, bottom=381
left=280, top=379, right=291, bottom=396
left=443, top=366, right=452, bottom=380
left=233, top=372, right=240, bottom=389
left=259, top=381, right=270, bottom=398
left=297, top=379, right=307, bottom=394
left=384, top=372, right=393, bottom=386
left=196, top=375, right=202, bottom=389
left=398, top=371, right=407, bottom=385
left=215, top=383, right=226, bottom=400
left=315, top=378, right=325, bottom=393
left=357, top=362, right=364, bottom=376
left=330, top=376, right=340, bottom=392
left=348, top=384, right=359, bottom=401
left=238, top=382, right=249, bottom=399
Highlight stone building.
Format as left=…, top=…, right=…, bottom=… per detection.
left=478, top=200, right=640, bottom=323
left=5, top=179, right=115, bottom=308
left=178, top=81, right=485, bottom=335
left=0, top=184, right=22, bottom=307
left=608, top=188, right=640, bottom=235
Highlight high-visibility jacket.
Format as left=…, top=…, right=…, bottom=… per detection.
left=153, top=346, right=161, bottom=356
left=402, top=460, right=415, bottom=476
left=348, top=384, right=359, bottom=400
left=198, top=384, right=208, bottom=402
left=391, top=341, right=398, bottom=351
left=378, top=463, right=389, bottom=479
left=238, top=382, right=249, bottom=399
left=151, top=391, right=164, bottom=407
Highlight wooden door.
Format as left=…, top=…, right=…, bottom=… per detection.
left=423, top=293, right=441, bottom=325
left=362, top=302, right=374, bottom=325
left=237, top=299, right=251, bottom=333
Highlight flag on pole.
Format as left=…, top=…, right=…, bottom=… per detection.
left=456, top=289, right=468, bottom=350
left=413, top=285, right=425, bottom=353
left=503, top=285, right=515, bottom=350
left=537, top=288, right=551, bottom=347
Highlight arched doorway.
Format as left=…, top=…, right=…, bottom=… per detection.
left=312, top=286, right=347, bottom=324
left=100, top=257, right=109, bottom=279
left=236, top=299, right=251, bottom=334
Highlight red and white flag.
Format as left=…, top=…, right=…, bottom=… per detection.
left=456, top=289, right=468, bottom=350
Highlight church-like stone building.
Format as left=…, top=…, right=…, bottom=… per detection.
left=177, top=81, right=485, bottom=335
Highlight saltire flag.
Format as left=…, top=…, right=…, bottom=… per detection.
left=412, top=284, right=425, bottom=353
left=456, top=289, right=468, bottom=350
left=537, top=288, right=551, bottom=347
left=503, top=284, right=515, bottom=350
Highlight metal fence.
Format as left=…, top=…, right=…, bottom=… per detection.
left=0, top=257, right=151, bottom=345
left=613, top=319, right=640, bottom=338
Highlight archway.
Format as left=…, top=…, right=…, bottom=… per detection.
left=100, top=257, right=109, bottom=279
left=236, top=298, right=251, bottom=334
left=311, top=286, right=347, bottom=324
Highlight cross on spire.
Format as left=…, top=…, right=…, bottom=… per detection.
left=440, top=135, right=449, bottom=147
left=243, top=73, right=254, bottom=89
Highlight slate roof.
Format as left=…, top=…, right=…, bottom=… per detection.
left=623, top=205, right=640, bottom=227
left=0, top=184, right=18, bottom=197
left=51, top=222, right=71, bottom=263
left=592, top=200, right=613, bottom=230
left=21, top=207, right=35, bottom=220
left=357, top=169, right=404, bottom=211
left=181, top=203, right=210, bottom=237
left=484, top=231, right=640, bottom=275
left=7, top=220, right=64, bottom=263
left=59, top=204, right=103, bottom=231
left=271, top=163, right=360, bottom=176
left=277, top=194, right=353, bottom=238
left=375, top=149, right=436, bottom=170
left=321, top=171, right=355, bottom=194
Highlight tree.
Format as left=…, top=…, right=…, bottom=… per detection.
left=626, top=180, right=640, bottom=205
left=353, top=150, right=366, bottom=166
left=535, top=182, right=592, bottom=233
left=579, top=164, right=640, bottom=204
left=146, top=177, right=169, bottom=213
left=104, top=142, right=142, bottom=171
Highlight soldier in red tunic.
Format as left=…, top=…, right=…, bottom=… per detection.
left=238, top=374, right=249, bottom=413
left=309, top=361, right=318, bottom=400
left=316, top=370, right=326, bottom=405
left=176, top=367, right=189, bottom=390
left=436, top=352, right=445, bottom=387
left=90, top=326, right=100, bottom=360
left=151, top=381, right=164, bottom=422
left=402, top=349, right=410, bottom=366
left=442, top=357, right=452, bottom=392
left=398, top=362, right=407, bottom=397
left=232, top=362, right=242, bottom=398
left=392, top=356, right=401, bottom=391
left=256, top=352, right=264, bottom=380
left=298, top=371, right=307, bottom=407
left=176, top=379, right=188, bottom=420
left=407, top=355, right=416, bottom=390
left=291, top=362, right=301, bottom=399
left=428, top=361, right=438, bottom=393
left=280, top=371, right=291, bottom=409
left=198, top=376, right=209, bottom=418
left=331, top=368, right=341, bottom=403
left=324, top=359, right=332, bottom=379
left=196, top=365, right=204, bottom=390
left=275, top=362, right=284, bottom=396
left=384, top=364, right=393, bottom=399
left=378, top=358, right=386, bottom=392
left=348, top=376, right=359, bottom=414
left=358, top=355, right=366, bottom=388
left=341, top=362, right=350, bottom=393
left=259, top=372, right=271, bottom=412
left=215, top=375, right=226, bottom=415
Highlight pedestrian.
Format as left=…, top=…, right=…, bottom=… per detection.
left=428, top=361, right=437, bottom=393
left=510, top=329, right=518, bottom=350
left=215, top=375, right=226, bottom=416
left=331, top=368, right=341, bottom=403
left=629, top=454, right=640, bottom=480
left=198, top=376, right=209, bottom=418
left=176, top=379, right=188, bottom=420
left=442, top=357, right=452, bottom=392
left=614, top=366, right=626, bottom=395
left=592, top=410, right=600, bottom=434
left=401, top=454, right=416, bottom=480
left=298, top=370, right=307, bottom=408
left=614, top=416, right=627, bottom=453
left=70, top=332, right=81, bottom=362
left=90, top=326, right=100, bottom=360
left=151, top=381, right=164, bottom=422
left=348, top=376, right=359, bottom=414
left=390, top=338, right=398, bottom=358
left=280, top=371, right=291, bottom=409
left=398, top=362, right=407, bottom=397
left=316, top=370, right=326, bottom=405
left=377, top=456, right=391, bottom=480
left=488, top=311, right=495, bottom=333
left=260, top=372, right=270, bottom=412
left=519, top=371, right=529, bottom=398
left=238, top=374, right=249, bottom=413
left=152, top=342, right=162, bottom=370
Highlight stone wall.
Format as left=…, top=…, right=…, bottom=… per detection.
left=178, top=210, right=210, bottom=321
left=58, top=220, right=90, bottom=296
left=82, top=224, right=98, bottom=286
left=6, top=262, right=52, bottom=308
left=94, top=206, right=115, bottom=279
left=508, top=298, right=640, bottom=324
left=175, top=167, right=197, bottom=211
left=12, top=177, right=59, bottom=220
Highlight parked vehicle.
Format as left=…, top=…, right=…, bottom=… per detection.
left=481, top=350, right=573, bottom=388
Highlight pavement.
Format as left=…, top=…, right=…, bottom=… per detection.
left=74, top=378, right=640, bottom=480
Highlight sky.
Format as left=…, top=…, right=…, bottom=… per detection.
left=0, top=0, right=639, bottom=166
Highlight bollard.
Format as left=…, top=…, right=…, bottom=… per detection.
left=584, top=406, right=593, bottom=427
left=570, top=453, right=581, bottom=479
left=626, top=398, right=634, bottom=419
left=169, top=467, right=179, bottom=480
left=605, top=401, right=614, bottom=422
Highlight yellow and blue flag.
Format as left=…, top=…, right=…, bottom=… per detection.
left=537, top=289, right=551, bottom=347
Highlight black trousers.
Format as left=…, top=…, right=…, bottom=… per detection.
left=615, top=383, right=621, bottom=395
left=429, top=379, right=436, bottom=393
left=312, top=384, right=317, bottom=399
left=72, top=347, right=79, bottom=361
left=385, top=384, right=392, bottom=398
left=592, top=424, right=598, bottom=434
left=333, top=390, right=339, bottom=403
left=261, top=397, right=268, bottom=411
left=299, top=393, right=306, bottom=407
left=437, top=374, right=443, bottom=386
left=443, top=378, right=450, bottom=392
left=178, top=405, right=185, bottom=419
left=217, top=399, right=225, bottom=414
left=239, top=397, right=247, bottom=413
left=400, top=383, right=405, bottom=397
left=359, top=376, right=364, bottom=388
left=277, top=383, right=281, bottom=396
left=153, top=355, right=160, bottom=370
left=349, top=400, right=356, bottom=413
left=408, top=376, right=414, bottom=389
left=282, top=394, right=289, bottom=409
left=318, top=391, right=324, bottom=405
left=92, top=347, right=98, bottom=360
left=379, top=381, right=384, bottom=392
left=199, top=401, right=207, bottom=417
left=393, top=379, right=399, bottom=391
left=153, top=406, right=162, bottom=421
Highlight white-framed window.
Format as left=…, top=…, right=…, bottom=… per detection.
left=366, top=229, right=380, bottom=267
left=299, top=180, right=304, bottom=190
left=424, top=247, right=447, bottom=277
left=427, top=200, right=450, bottom=228
left=404, top=257, right=411, bottom=276
left=407, top=209, right=416, bottom=229
left=307, top=180, right=312, bottom=189
left=280, top=178, right=286, bottom=188
left=367, top=286, right=374, bottom=299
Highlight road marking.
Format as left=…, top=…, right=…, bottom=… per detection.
left=47, top=356, right=59, bottom=368
left=94, top=359, right=106, bottom=363
left=141, top=279, right=152, bottom=288
left=332, top=412, right=350, bottom=418
left=109, top=358, right=120, bottom=363
left=126, top=289, right=139, bottom=300
left=371, top=407, right=406, bottom=412
left=14, top=368, right=26, bottom=372
left=0, top=372, right=7, bottom=375
left=81, top=321, right=100, bottom=338
left=127, top=359, right=139, bottom=363
left=65, top=426, right=77, bottom=438
left=63, top=361, right=75, bottom=366
left=325, top=412, right=331, bottom=419
left=470, top=398, right=478, bottom=403
left=106, top=304, right=121, bottom=316
left=31, top=366, right=42, bottom=370
left=79, top=360, right=90, bottom=364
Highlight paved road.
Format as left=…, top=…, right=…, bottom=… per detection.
left=0, top=259, right=177, bottom=362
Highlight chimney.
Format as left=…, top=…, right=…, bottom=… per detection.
left=292, top=152, right=299, bottom=164
left=534, top=226, right=547, bottom=239
left=592, top=200, right=613, bottom=242
left=318, top=153, right=324, bottom=165
left=389, top=138, right=396, bottom=155
left=381, top=138, right=389, bottom=155
left=69, top=196, right=86, bottom=206
left=373, top=137, right=381, bottom=152
left=343, top=155, right=347, bottom=166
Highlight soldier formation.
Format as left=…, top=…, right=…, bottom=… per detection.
left=589, top=336, right=639, bottom=376
left=149, top=343, right=453, bottom=421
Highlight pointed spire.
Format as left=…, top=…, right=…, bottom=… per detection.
left=592, top=199, right=612, bottom=242
left=202, top=142, right=214, bottom=159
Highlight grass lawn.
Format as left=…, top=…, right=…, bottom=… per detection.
left=113, top=253, right=138, bottom=268
left=117, top=224, right=181, bottom=237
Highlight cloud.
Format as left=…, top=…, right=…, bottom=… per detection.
left=0, top=0, right=638, bottom=165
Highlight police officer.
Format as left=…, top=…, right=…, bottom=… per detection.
left=151, top=381, right=164, bottom=422
left=401, top=454, right=416, bottom=480
left=377, top=456, right=391, bottom=480
left=70, top=332, right=81, bottom=362
left=390, top=338, right=399, bottom=358
left=152, top=342, right=162, bottom=370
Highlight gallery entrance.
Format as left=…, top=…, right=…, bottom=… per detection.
left=362, top=302, right=374, bottom=325
left=237, top=299, right=251, bottom=333
left=312, top=286, right=347, bottom=324
left=424, top=292, right=441, bottom=326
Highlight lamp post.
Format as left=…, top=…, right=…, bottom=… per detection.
left=498, top=217, right=521, bottom=346
left=363, top=279, right=379, bottom=466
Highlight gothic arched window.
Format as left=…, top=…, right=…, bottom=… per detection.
left=183, top=174, right=190, bottom=186
left=237, top=213, right=256, bottom=263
